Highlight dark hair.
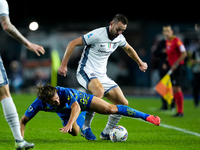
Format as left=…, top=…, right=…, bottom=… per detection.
left=163, top=23, right=172, bottom=28
left=37, top=82, right=57, bottom=103
left=112, top=14, right=128, bottom=25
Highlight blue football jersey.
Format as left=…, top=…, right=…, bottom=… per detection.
left=25, top=86, right=93, bottom=122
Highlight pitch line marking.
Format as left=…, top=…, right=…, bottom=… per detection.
left=135, top=118, right=200, bottom=137
left=159, top=123, right=200, bottom=137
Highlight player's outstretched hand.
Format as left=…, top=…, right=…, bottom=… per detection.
left=60, top=123, right=72, bottom=134
left=58, top=64, right=67, bottom=77
left=139, top=62, right=148, bottom=72
left=27, top=42, right=45, bottom=56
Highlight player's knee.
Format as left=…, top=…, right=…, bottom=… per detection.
left=71, top=132, right=79, bottom=136
left=121, top=100, right=128, bottom=106
left=124, top=101, right=129, bottom=106
left=104, top=107, right=113, bottom=114
left=104, top=105, right=117, bottom=114
left=70, top=130, right=79, bottom=136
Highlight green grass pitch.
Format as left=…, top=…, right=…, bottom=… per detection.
left=0, top=94, right=200, bottom=150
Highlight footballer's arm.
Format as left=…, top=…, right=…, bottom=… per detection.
left=0, top=16, right=45, bottom=56
left=171, top=52, right=187, bottom=71
left=20, top=115, right=31, bottom=138
left=58, top=37, right=84, bottom=77
left=59, top=101, right=81, bottom=135
left=123, top=42, right=148, bottom=72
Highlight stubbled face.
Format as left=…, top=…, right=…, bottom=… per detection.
left=110, top=21, right=127, bottom=39
left=48, top=93, right=60, bottom=106
left=163, top=26, right=173, bottom=39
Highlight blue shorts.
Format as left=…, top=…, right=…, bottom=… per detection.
left=0, top=56, right=9, bottom=87
left=69, top=88, right=93, bottom=111
left=76, top=91, right=93, bottom=111
left=61, top=112, right=86, bottom=129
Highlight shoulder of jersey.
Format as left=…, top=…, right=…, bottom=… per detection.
left=94, top=27, right=107, bottom=35
left=175, top=37, right=183, bottom=46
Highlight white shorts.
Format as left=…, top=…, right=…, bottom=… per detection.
left=0, top=56, right=9, bottom=87
left=76, top=67, right=118, bottom=95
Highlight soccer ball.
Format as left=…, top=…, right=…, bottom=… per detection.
left=109, top=125, right=128, bottom=142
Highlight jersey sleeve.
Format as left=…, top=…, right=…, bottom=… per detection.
left=68, top=94, right=78, bottom=107
left=177, top=38, right=186, bottom=52
left=0, top=0, right=9, bottom=17
left=59, top=87, right=78, bottom=108
left=24, top=99, right=43, bottom=119
left=82, top=29, right=99, bottom=45
left=118, top=35, right=127, bottom=48
left=66, top=90, right=78, bottom=108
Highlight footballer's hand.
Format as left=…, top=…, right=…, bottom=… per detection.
left=26, top=42, right=45, bottom=56
left=139, top=62, right=148, bottom=72
left=58, top=64, right=67, bottom=77
left=171, top=63, right=178, bottom=71
left=60, top=123, right=72, bottom=134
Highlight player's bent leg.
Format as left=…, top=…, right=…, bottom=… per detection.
left=105, top=86, right=128, bottom=105
left=81, top=78, right=104, bottom=141
left=89, top=96, right=160, bottom=126
left=69, top=122, right=80, bottom=136
left=101, top=86, right=128, bottom=140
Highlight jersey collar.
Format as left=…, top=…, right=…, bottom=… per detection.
left=106, top=26, right=115, bottom=41
left=168, top=35, right=176, bottom=41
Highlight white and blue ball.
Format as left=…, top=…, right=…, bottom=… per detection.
left=109, top=125, right=128, bottom=142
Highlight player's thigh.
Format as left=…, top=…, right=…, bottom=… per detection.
left=88, top=78, right=104, bottom=98
left=105, top=86, right=128, bottom=106
left=0, top=61, right=10, bottom=100
left=89, top=96, right=117, bottom=114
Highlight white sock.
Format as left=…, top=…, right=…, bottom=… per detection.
left=82, top=111, right=95, bottom=130
left=1, top=97, right=23, bottom=141
left=103, top=114, right=122, bottom=134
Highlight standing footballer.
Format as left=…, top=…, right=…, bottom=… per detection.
left=58, top=14, right=147, bottom=140
left=0, top=0, right=45, bottom=149
left=163, top=24, right=187, bottom=117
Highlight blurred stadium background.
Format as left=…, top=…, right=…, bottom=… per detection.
left=1, top=0, right=200, bottom=97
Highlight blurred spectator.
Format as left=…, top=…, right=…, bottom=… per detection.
left=191, top=45, right=200, bottom=107
left=152, top=39, right=175, bottom=110
left=135, top=48, right=149, bottom=87
left=9, top=60, right=23, bottom=93
left=34, top=69, right=48, bottom=85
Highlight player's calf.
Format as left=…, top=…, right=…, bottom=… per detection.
left=116, top=105, right=161, bottom=126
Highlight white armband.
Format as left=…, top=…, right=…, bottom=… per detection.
left=179, top=45, right=186, bottom=52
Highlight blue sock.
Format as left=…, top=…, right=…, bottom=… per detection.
left=116, top=105, right=150, bottom=120
left=76, top=111, right=86, bottom=129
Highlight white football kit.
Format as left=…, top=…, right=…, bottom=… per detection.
left=77, top=26, right=127, bottom=94
left=0, top=0, right=9, bottom=17
left=0, top=0, right=9, bottom=86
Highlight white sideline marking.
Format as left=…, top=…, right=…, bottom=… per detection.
left=136, top=118, right=200, bottom=137
left=160, top=123, right=200, bottom=137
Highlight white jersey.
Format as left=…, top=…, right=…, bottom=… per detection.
left=0, top=0, right=9, bottom=17
left=78, top=27, right=126, bottom=76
